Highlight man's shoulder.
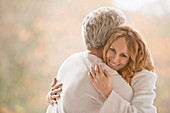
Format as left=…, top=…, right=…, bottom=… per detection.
left=63, top=52, right=85, bottom=62
left=67, top=52, right=84, bottom=58
left=59, top=51, right=88, bottom=70
left=65, top=51, right=102, bottom=65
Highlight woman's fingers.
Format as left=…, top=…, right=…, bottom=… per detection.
left=51, top=83, right=63, bottom=91
left=47, top=78, right=63, bottom=105
left=90, top=65, right=106, bottom=80
left=95, top=65, right=101, bottom=78
left=51, top=99, right=57, bottom=104
left=47, top=91, right=58, bottom=105
left=89, top=65, right=112, bottom=99
left=99, top=65, right=104, bottom=76
left=51, top=94, right=60, bottom=99
left=51, top=77, right=57, bottom=87
left=95, top=65, right=99, bottom=73
left=51, top=95, right=60, bottom=104
left=90, top=67, right=96, bottom=79
left=89, top=72, right=93, bottom=80
left=104, top=69, right=111, bottom=78
left=51, top=88, right=62, bottom=95
left=50, top=88, right=62, bottom=104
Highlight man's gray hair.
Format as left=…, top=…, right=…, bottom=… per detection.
left=81, top=7, right=126, bottom=49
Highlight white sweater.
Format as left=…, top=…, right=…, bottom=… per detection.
left=46, top=51, right=157, bottom=113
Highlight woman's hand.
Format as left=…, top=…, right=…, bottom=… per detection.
left=46, top=77, right=63, bottom=106
left=89, top=65, right=112, bottom=99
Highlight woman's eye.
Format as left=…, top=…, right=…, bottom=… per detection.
left=110, top=48, right=116, bottom=53
left=121, top=54, right=127, bottom=58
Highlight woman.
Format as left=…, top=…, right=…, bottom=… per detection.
left=47, top=25, right=157, bottom=113
left=89, top=25, right=157, bottom=112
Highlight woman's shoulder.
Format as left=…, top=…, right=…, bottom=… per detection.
left=135, top=69, right=157, bottom=77
left=131, top=69, right=157, bottom=89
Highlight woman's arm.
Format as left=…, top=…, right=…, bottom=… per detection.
left=89, top=67, right=157, bottom=113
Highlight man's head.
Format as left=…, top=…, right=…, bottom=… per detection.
left=81, top=7, right=126, bottom=50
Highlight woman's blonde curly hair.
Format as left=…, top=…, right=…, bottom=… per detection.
left=103, top=25, right=154, bottom=85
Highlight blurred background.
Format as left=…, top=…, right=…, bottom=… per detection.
left=0, top=0, right=170, bottom=113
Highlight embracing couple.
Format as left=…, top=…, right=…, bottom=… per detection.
left=46, top=7, right=157, bottom=113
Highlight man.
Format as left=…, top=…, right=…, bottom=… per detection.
left=46, top=7, right=133, bottom=113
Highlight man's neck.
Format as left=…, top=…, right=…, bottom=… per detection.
left=87, top=48, right=103, bottom=59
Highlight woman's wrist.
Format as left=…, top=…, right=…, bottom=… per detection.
left=101, top=88, right=112, bottom=99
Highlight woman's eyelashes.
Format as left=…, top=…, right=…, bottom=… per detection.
left=110, top=48, right=128, bottom=58
left=110, top=48, right=116, bottom=53
left=120, top=54, right=127, bottom=58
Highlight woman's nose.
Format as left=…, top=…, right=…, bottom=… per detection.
left=111, top=55, right=119, bottom=63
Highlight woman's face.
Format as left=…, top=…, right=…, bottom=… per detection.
left=106, top=37, right=130, bottom=71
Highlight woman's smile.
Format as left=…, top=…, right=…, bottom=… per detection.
left=108, top=61, right=120, bottom=69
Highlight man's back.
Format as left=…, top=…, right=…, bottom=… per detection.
left=56, top=51, right=104, bottom=113
left=47, top=51, right=133, bottom=113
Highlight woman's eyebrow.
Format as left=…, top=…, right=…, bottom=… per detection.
left=121, top=52, right=129, bottom=56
